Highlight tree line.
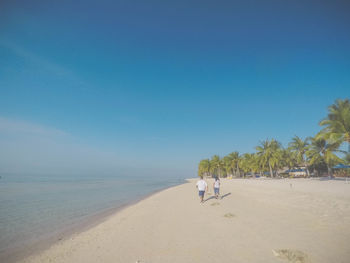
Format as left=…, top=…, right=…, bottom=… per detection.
left=198, top=98, right=350, bottom=178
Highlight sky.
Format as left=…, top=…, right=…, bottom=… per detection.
left=0, top=0, right=349, bottom=177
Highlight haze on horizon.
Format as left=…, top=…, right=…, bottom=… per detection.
left=1, top=0, right=349, bottom=178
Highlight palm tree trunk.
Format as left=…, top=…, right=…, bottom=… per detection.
left=269, top=163, right=273, bottom=178
left=303, top=158, right=310, bottom=177
left=327, top=164, right=333, bottom=178
left=305, top=166, right=310, bottom=177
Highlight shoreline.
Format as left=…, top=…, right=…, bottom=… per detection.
left=16, top=178, right=350, bottom=263
left=4, top=179, right=188, bottom=263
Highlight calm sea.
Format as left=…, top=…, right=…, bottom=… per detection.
left=0, top=173, right=185, bottom=261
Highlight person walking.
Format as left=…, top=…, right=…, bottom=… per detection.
left=213, top=177, right=220, bottom=199
left=196, top=176, right=208, bottom=203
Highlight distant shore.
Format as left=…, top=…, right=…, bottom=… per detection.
left=18, top=178, right=350, bottom=263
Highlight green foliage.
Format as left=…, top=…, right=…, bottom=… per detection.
left=198, top=159, right=210, bottom=177
left=197, top=98, right=349, bottom=178
left=222, top=155, right=233, bottom=177
left=281, top=148, right=298, bottom=170
left=344, top=153, right=350, bottom=164
left=256, top=139, right=282, bottom=177
left=288, top=136, right=310, bottom=165
left=227, top=151, right=240, bottom=177
left=318, top=98, right=350, bottom=151
left=306, top=137, right=344, bottom=176
left=209, top=155, right=221, bottom=177
left=239, top=153, right=260, bottom=176
left=288, top=136, right=310, bottom=175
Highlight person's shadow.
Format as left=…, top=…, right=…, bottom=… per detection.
left=204, top=192, right=231, bottom=202
left=221, top=192, right=231, bottom=199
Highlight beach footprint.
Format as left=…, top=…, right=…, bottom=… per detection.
left=272, top=249, right=309, bottom=263
left=211, top=202, right=220, bottom=206
left=223, top=213, right=235, bottom=218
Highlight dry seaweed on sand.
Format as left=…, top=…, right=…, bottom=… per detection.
left=223, top=213, right=235, bottom=218
left=272, top=249, right=309, bottom=263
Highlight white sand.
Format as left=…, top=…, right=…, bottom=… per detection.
left=19, top=178, right=350, bottom=263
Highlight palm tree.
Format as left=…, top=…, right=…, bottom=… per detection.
left=319, top=98, right=350, bottom=152
left=306, top=137, right=344, bottom=177
left=238, top=153, right=260, bottom=177
left=218, top=158, right=225, bottom=177
left=275, top=148, right=286, bottom=177
left=256, top=139, right=281, bottom=177
left=249, top=153, right=261, bottom=177
left=210, top=155, right=221, bottom=178
left=289, top=136, right=310, bottom=176
left=198, top=159, right=210, bottom=177
left=282, top=148, right=298, bottom=171
left=255, top=153, right=266, bottom=177
left=239, top=153, right=251, bottom=177
left=223, top=155, right=234, bottom=177
left=227, top=151, right=240, bottom=177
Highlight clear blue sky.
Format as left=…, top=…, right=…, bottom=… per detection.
left=0, top=0, right=349, bottom=177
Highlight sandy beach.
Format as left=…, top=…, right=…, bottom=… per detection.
left=18, top=178, right=350, bottom=263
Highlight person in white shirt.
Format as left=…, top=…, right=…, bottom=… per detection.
left=196, top=176, right=208, bottom=203
left=213, top=177, right=220, bottom=199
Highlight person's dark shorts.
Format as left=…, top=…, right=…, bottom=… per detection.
left=214, top=187, right=220, bottom=194
left=198, top=190, right=205, bottom=196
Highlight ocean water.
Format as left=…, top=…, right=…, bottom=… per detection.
left=0, top=173, right=184, bottom=261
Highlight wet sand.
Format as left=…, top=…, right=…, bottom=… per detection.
left=18, top=178, right=350, bottom=263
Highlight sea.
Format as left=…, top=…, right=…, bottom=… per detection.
left=0, top=173, right=185, bottom=262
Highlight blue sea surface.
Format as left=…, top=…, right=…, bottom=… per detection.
left=0, top=173, right=184, bottom=260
